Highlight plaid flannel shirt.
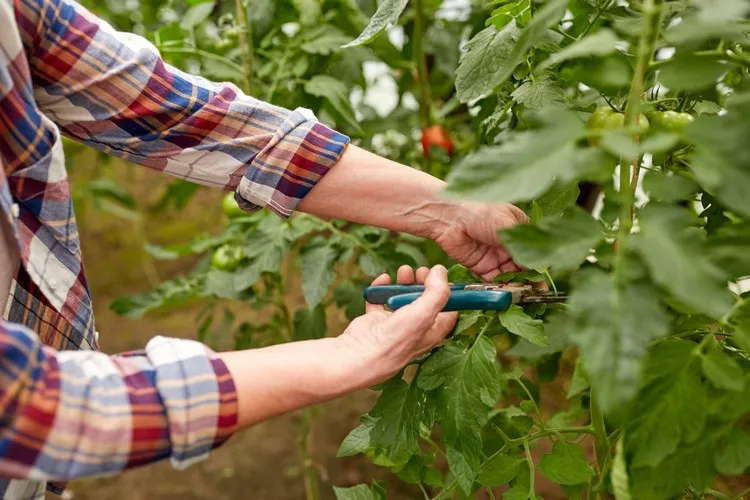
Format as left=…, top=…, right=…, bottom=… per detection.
left=0, top=0, right=350, bottom=496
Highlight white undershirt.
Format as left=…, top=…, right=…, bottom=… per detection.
left=0, top=212, right=19, bottom=317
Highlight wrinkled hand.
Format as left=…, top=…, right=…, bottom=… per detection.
left=429, top=201, right=529, bottom=281
left=338, top=265, right=457, bottom=386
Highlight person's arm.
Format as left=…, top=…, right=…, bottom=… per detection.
left=17, top=0, right=348, bottom=219
left=0, top=321, right=237, bottom=479
left=0, top=266, right=454, bottom=478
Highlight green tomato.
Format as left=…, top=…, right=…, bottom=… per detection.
left=652, top=110, right=694, bottom=132
left=211, top=244, right=243, bottom=271
left=222, top=192, right=245, bottom=218
left=587, top=107, right=650, bottom=145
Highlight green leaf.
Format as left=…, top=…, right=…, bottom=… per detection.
left=537, top=29, right=619, bottom=72
left=568, top=267, right=670, bottom=413
left=687, top=92, right=750, bottom=219
left=180, top=1, right=214, bottom=30
left=708, top=222, right=750, bottom=280
left=714, top=425, right=750, bottom=476
left=359, top=252, right=389, bottom=277
left=665, top=0, right=750, bottom=45
left=342, top=0, right=408, bottom=48
left=395, top=242, right=428, bottom=268
left=567, top=357, right=590, bottom=398
left=304, top=76, right=362, bottom=133
left=477, top=454, right=523, bottom=487
left=293, top=305, right=327, bottom=341
left=454, top=24, right=522, bottom=103
left=418, top=337, right=501, bottom=494
left=539, top=441, right=595, bottom=486
left=635, top=204, right=734, bottom=318
left=445, top=111, right=606, bottom=204
left=611, top=438, right=632, bottom=500
left=511, top=74, right=565, bottom=110
left=642, top=171, right=699, bottom=202
left=700, top=349, right=744, bottom=391
left=86, top=179, right=136, bottom=209
left=487, top=0, right=531, bottom=29
left=367, top=378, right=429, bottom=467
left=499, top=305, right=548, bottom=347
left=624, top=340, right=707, bottom=468
left=489, top=0, right=569, bottom=88
left=334, top=281, right=366, bottom=321
left=110, top=277, right=202, bottom=318
left=301, top=30, right=352, bottom=54
left=448, top=264, right=475, bottom=283
left=292, top=0, right=321, bottom=25
left=301, top=245, right=337, bottom=308
left=500, top=206, right=603, bottom=272
left=630, top=440, right=715, bottom=500
left=455, top=310, right=483, bottom=335
left=333, top=483, right=382, bottom=500
left=531, top=183, right=580, bottom=220
left=658, top=55, right=729, bottom=90
left=338, top=416, right=376, bottom=458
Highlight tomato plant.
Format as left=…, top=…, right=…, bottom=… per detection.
left=89, top=0, right=750, bottom=498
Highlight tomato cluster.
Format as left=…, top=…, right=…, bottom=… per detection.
left=420, top=125, right=455, bottom=159
left=586, top=107, right=650, bottom=145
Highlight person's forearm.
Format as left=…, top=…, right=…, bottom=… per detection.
left=296, top=145, right=453, bottom=239
left=220, top=337, right=389, bottom=428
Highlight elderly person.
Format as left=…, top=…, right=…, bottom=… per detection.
left=0, top=0, right=528, bottom=497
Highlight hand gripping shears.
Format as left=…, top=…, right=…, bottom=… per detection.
left=363, top=283, right=567, bottom=312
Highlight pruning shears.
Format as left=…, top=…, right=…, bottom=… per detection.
left=363, top=283, right=567, bottom=312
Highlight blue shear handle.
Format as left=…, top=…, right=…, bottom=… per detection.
left=364, top=284, right=466, bottom=304
left=386, top=290, right=514, bottom=312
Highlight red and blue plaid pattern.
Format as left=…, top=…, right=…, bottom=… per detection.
left=0, top=0, right=349, bottom=496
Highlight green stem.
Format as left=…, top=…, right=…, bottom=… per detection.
left=620, top=0, right=664, bottom=234
left=516, top=378, right=544, bottom=425
left=234, top=0, right=253, bottom=93
left=160, top=47, right=245, bottom=73
left=299, top=408, right=320, bottom=500
left=524, top=441, right=535, bottom=499
left=318, top=218, right=378, bottom=256
left=732, top=486, right=750, bottom=500
left=589, top=391, right=610, bottom=475
left=412, top=0, right=431, bottom=128
left=486, top=487, right=497, bottom=500
left=648, top=49, right=749, bottom=69
left=423, top=435, right=447, bottom=459
left=265, top=46, right=291, bottom=102
left=580, top=0, right=613, bottom=38
left=472, top=316, right=496, bottom=349
left=419, top=484, right=431, bottom=500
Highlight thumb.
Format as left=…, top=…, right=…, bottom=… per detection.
left=388, top=265, right=451, bottom=333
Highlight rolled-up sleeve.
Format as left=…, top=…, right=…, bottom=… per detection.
left=0, top=320, right=238, bottom=480
left=15, top=0, right=350, bottom=218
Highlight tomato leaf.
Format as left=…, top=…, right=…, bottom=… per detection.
left=658, top=55, right=729, bottom=91
left=301, top=245, right=337, bottom=308
left=714, top=425, right=750, bottom=476
left=611, top=438, right=632, bottom=500
left=624, top=340, right=707, bottom=468
left=477, top=454, right=523, bottom=487
left=635, top=204, right=734, bottom=318
left=180, top=1, right=214, bottom=30
left=304, top=75, right=362, bottom=133
left=537, top=29, right=619, bottom=72
left=700, top=349, right=744, bottom=391
left=539, top=441, right=595, bottom=485
left=568, top=267, right=670, bottom=413
left=445, top=111, right=608, bottom=203
left=418, top=337, right=501, bottom=494
left=342, top=0, right=408, bottom=48
left=293, top=305, right=327, bottom=341
left=499, top=305, right=549, bottom=347
left=455, top=24, right=522, bottom=103
left=338, top=416, right=376, bottom=458
left=687, top=92, right=750, bottom=219
left=499, top=206, right=603, bottom=272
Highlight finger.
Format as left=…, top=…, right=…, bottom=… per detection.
left=508, top=204, right=530, bottom=223
left=397, top=265, right=416, bottom=285
left=416, top=266, right=430, bottom=284
left=366, top=273, right=391, bottom=313
left=388, top=265, right=451, bottom=334
left=419, top=311, right=459, bottom=353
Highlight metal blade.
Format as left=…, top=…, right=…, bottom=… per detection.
left=519, top=295, right=567, bottom=304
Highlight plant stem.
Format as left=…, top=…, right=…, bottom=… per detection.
left=412, top=0, right=431, bottom=128
left=419, top=484, right=431, bottom=500
left=524, top=441, right=535, bottom=499
left=589, top=392, right=610, bottom=476
left=234, top=0, right=253, bottom=93
left=732, top=486, right=750, bottom=500
left=299, top=408, right=320, bottom=500
left=160, top=47, right=245, bottom=73
left=619, top=0, right=664, bottom=235
left=486, top=487, right=497, bottom=500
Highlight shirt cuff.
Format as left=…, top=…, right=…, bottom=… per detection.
left=144, top=337, right=238, bottom=470
left=236, top=109, right=350, bottom=219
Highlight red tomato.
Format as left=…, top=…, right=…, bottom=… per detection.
left=421, top=125, right=455, bottom=159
